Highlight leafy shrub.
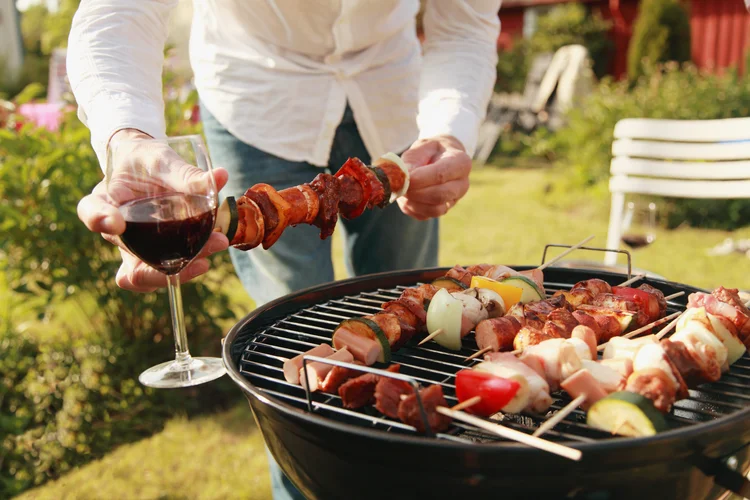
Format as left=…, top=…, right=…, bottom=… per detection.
left=627, top=0, right=692, bottom=81
left=496, top=4, right=612, bottom=95
left=528, top=3, right=613, bottom=79
left=495, top=42, right=531, bottom=94
left=533, top=62, right=750, bottom=229
left=0, top=84, right=240, bottom=496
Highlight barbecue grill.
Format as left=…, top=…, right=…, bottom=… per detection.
left=222, top=262, right=750, bottom=500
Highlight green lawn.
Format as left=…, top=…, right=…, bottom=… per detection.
left=19, top=165, right=749, bottom=499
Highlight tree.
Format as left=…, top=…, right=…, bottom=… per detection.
left=627, top=0, right=692, bottom=81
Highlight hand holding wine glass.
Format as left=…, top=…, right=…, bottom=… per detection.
left=78, top=130, right=230, bottom=388
left=77, top=129, right=230, bottom=292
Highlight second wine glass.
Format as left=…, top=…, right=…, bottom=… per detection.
left=621, top=201, right=657, bottom=250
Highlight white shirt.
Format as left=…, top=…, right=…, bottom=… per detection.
left=67, top=0, right=501, bottom=170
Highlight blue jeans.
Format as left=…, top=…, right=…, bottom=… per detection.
left=201, top=104, right=439, bottom=499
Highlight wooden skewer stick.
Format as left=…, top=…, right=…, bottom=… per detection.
left=511, top=348, right=522, bottom=355
left=656, top=313, right=684, bottom=340
left=617, top=273, right=646, bottom=287
left=622, top=311, right=681, bottom=340
left=537, top=235, right=595, bottom=271
left=665, top=291, right=685, bottom=301
left=451, top=396, right=482, bottom=412
left=418, top=329, right=444, bottom=346
left=464, top=346, right=492, bottom=362
left=436, top=407, right=583, bottom=461
left=596, top=311, right=682, bottom=352
left=532, top=395, right=587, bottom=438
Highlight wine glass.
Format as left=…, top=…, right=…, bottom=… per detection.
left=106, top=134, right=226, bottom=388
left=621, top=201, right=657, bottom=250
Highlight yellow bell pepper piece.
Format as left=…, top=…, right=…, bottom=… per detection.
left=470, top=276, right=524, bottom=309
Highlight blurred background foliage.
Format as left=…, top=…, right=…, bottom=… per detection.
left=627, top=0, right=692, bottom=82
left=1, top=0, right=80, bottom=99
left=495, top=3, right=612, bottom=94
left=490, top=2, right=750, bottom=231
left=0, top=63, right=242, bottom=499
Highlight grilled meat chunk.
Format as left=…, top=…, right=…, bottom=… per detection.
left=375, top=377, right=414, bottom=419
left=572, top=279, right=612, bottom=296
left=445, top=265, right=475, bottom=287
left=320, top=362, right=364, bottom=394
left=592, top=293, right=649, bottom=328
left=398, top=385, right=452, bottom=433
left=553, top=288, right=594, bottom=308
left=514, top=327, right=556, bottom=351
left=661, top=339, right=716, bottom=387
left=338, top=365, right=401, bottom=409
left=639, top=283, right=667, bottom=318
left=543, top=308, right=579, bottom=338
left=625, top=368, right=678, bottom=413
left=475, top=316, right=523, bottom=353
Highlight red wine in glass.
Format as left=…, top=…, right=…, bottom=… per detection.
left=621, top=233, right=654, bottom=250
left=119, top=193, right=216, bottom=275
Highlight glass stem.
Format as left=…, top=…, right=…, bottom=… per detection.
left=167, top=273, right=192, bottom=367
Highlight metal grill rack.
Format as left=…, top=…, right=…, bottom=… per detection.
left=237, top=279, right=750, bottom=445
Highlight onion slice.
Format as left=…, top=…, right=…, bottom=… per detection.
left=426, top=288, right=463, bottom=350
left=379, top=152, right=410, bottom=201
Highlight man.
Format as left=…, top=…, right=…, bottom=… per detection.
left=69, top=0, right=500, bottom=497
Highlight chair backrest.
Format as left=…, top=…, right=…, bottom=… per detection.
left=609, top=117, right=750, bottom=199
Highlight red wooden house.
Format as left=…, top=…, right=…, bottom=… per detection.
left=498, top=0, right=750, bottom=78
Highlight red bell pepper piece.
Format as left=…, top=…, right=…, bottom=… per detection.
left=455, top=369, right=521, bottom=417
left=612, top=286, right=660, bottom=322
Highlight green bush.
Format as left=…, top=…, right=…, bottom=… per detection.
left=0, top=84, right=240, bottom=497
left=528, top=3, right=613, bottom=79
left=533, top=62, right=750, bottom=229
left=627, top=0, right=692, bottom=82
left=496, top=4, right=612, bottom=95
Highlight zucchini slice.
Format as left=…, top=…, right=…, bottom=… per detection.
left=587, top=391, right=668, bottom=437
left=337, top=318, right=392, bottom=363
left=216, top=196, right=239, bottom=243
left=368, top=166, right=391, bottom=208
left=432, top=277, right=468, bottom=292
left=499, top=276, right=544, bottom=304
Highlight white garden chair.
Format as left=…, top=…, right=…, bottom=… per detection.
left=604, top=117, right=750, bottom=266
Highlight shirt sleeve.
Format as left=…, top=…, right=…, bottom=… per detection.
left=67, top=0, right=178, bottom=170
left=417, top=0, right=501, bottom=156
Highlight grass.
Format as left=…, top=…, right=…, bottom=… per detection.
left=16, top=405, right=270, bottom=500
left=17, top=165, right=750, bottom=499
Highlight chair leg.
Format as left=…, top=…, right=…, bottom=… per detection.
left=605, top=191, right=625, bottom=266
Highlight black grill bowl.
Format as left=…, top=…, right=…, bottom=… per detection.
left=222, top=267, right=750, bottom=500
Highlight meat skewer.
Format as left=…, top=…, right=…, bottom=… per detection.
left=214, top=153, right=410, bottom=251
left=550, top=288, right=748, bottom=436
left=472, top=278, right=672, bottom=360
left=474, top=288, right=746, bottom=438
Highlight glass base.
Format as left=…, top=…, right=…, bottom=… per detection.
left=138, top=356, right=226, bottom=389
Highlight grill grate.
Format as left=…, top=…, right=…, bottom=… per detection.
left=237, top=281, right=750, bottom=444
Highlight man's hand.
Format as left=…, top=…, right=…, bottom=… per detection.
left=77, top=128, right=230, bottom=293
left=398, top=135, right=471, bottom=220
